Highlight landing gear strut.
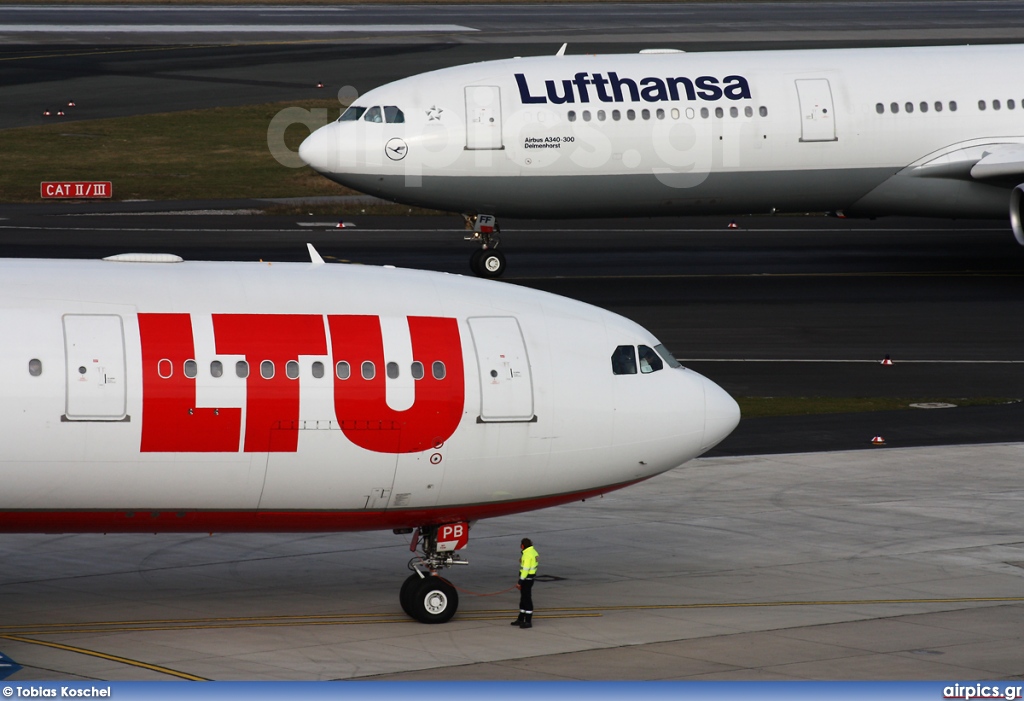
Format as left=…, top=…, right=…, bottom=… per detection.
left=464, top=214, right=506, bottom=278
left=399, top=523, right=469, bottom=624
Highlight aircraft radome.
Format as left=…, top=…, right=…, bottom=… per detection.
left=0, top=249, right=739, bottom=623
left=300, top=43, right=1024, bottom=277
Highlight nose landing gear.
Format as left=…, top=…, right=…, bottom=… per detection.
left=464, top=214, right=506, bottom=278
left=399, top=523, right=469, bottom=624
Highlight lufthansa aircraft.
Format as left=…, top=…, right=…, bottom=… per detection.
left=0, top=251, right=738, bottom=623
left=300, top=44, right=1024, bottom=276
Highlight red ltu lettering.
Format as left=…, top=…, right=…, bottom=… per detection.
left=328, top=315, right=464, bottom=453
left=139, top=313, right=241, bottom=452
left=213, top=314, right=327, bottom=452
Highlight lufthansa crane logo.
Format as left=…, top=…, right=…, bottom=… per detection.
left=385, top=138, right=408, bottom=161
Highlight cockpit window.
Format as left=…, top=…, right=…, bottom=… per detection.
left=638, top=345, right=664, bottom=374
left=653, top=343, right=682, bottom=369
left=338, top=106, right=366, bottom=122
left=611, top=345, right=637, bottom=375
left=363, top=106, right=383, bottom=123
left=383, top=106, right=405, bottom=123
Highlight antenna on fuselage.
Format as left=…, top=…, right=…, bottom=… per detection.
left=556, top=43, right=567, bottom=57
left=307, top=243, right=325, bottom=266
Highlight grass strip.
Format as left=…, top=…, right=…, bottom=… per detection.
left=737, top=396, right=1019, bottom=419
left=0, top=100, right=357, bottom=203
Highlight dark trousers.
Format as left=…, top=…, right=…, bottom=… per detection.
left=519, top=577, right=534, bottom=612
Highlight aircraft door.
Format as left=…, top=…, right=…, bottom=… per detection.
left=795, top=79, right=837, bottom=142
left=62, top=314, right=128, bottom=421
left=468, top=317, right=534, bottom=422
left=465, top=86, right=504, bottom=150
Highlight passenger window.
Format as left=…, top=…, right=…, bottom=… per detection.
left=671, top=108, right=680, bottom=119
left=611, top=345, right=637, bottom=375
left=905, top=102, right=914, bottom=113
left=657, top=108, right=666, bottom=119
left=184, top=359, right=198, bottom=379
left=361, top=361, right=375, bottom=380
left=759, top=106, right=768, bottom=117
left=386, top=361, right=399, bottom=379
left=583, top=110, right=591, bottom=122
left=210, top=360, right=223, bottom=378
left=686, top=108, right=695, bottom=119
left=714, top=107, right=723, bottom=118
left=1009, top=99, right=1017, bottom=110
left=383, top=106, right=405, bottom=123
left=627, top=109, right=636, bottom=120
left=432, top=361, right=446, bottom=380
left=744, top=106, right=752, bottom=118
left=568, top=110, right=577, bottom=122
left=934, top=101, right=943, bottom=112
left=950, top=101, right=958, bottom=111
left=312, top=361, right=325, bottom=379
left=28, top=359, right=42, bottom=376
left=638, top=345, right=663, bottom=374
left=597, top=110, right=606, bottom=121
left=235, top=360, right=248, bottom=379
left=286, top=360, right=299, bottom=380
left=729, top=106, right=737, bottom=118
left=920, top=101, right=928, bottom=113
left=612, top=109, right=621, bottom=121
left=979, top=100, right=987, bottom=111
left=336, top=361, right=350, bottom=380
left=338, top=106, right=366, bottom=122
left=993, top=99, right=1002, bottom=111
left=654, top=343, right=683, bottom=369
left=261, top=360, right=274, bottom=380
left=700, top=107, right=709, bottom=119
left=158, top=359, right=173, bottom=379
left=363, top=106, right=383, bottom=123
left=411, top=361, right=424, bottom=380
left=875, top=103, right=884, bottom=114
left=890, top=102, right=899, bottom=114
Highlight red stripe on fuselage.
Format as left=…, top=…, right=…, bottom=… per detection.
left=0, top=480, right=643, bottom=534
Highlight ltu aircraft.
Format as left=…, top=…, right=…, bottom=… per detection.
left=300, top=43, right=1024, bottom=276
left=0, top=251, right=738, bottom=623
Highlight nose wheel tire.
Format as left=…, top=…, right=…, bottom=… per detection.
left=470, top=248, right=506, bottom=278
left=408, top=576, right=458, bottom=623
left=399, top=573, right=421, bottom=617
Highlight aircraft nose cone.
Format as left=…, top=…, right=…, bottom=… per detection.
left=298, top=123, right=339, bottom=173
left=701, top=376, right=740, bottom=452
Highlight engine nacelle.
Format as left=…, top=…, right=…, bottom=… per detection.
left=1010, top=184, right=1024, bottom=246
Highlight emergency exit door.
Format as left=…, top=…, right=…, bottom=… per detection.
left=63, top=314, right=127, bottom=420
left=795, top=79, right=838, bottom=142
left=465, top=86, right=504, bottom=150
left=468, top=317, right=534, bottom=422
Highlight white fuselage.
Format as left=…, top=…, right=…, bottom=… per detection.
left=0, top=257, right=738, bottom=534
left=301, top=44, right=1024, bottom=224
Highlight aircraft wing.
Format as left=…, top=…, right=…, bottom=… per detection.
left=970, top=144, right=1024, bottom=179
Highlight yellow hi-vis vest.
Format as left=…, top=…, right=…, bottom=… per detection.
left=519, top=546, right=539, bottom=579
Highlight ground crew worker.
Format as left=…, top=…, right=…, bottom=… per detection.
left=513, top=538, right=539, bottom=628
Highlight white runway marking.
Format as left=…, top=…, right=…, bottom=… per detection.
left=0, top=24, right=478, bottom=34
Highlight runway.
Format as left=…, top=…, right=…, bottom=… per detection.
left=6, top=1, right=1024, bottom=129
left=2, top=0, right=1023, bottom=682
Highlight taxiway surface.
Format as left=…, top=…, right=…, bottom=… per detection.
left=1, top=443, right=1022, bottom=680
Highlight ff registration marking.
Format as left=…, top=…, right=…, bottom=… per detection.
left=40, top=182, right=111, bottom=199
